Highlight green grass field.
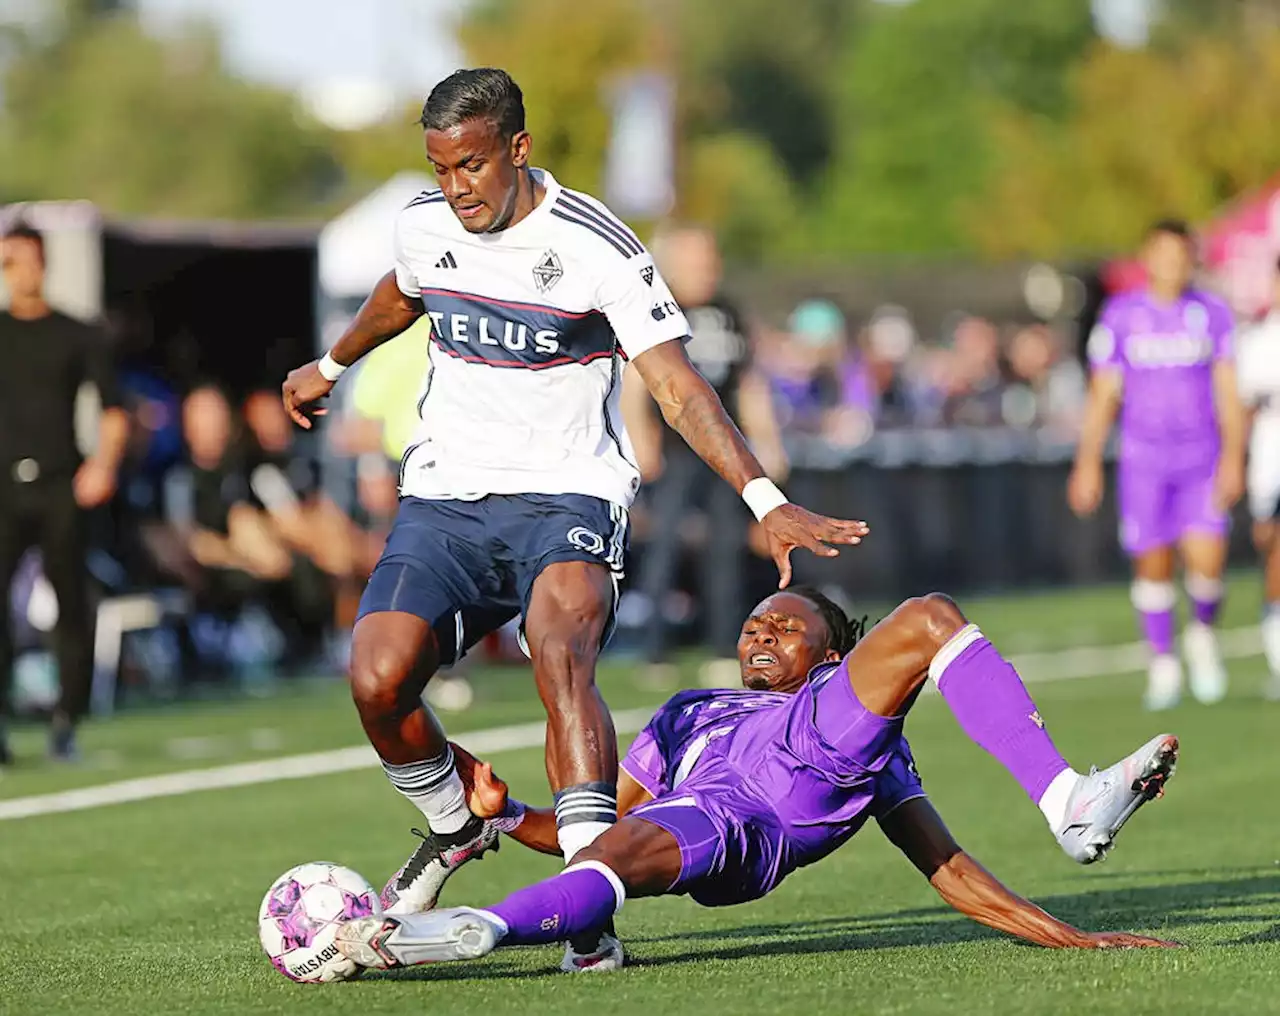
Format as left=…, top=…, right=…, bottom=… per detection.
left=1, top=576, right=1278, bottom=1015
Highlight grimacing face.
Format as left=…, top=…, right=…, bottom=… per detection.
left=737, top=592, right=841, bottom=694
left=425, top=118, right=530, bottom=234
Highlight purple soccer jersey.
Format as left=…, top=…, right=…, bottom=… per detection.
left=1087, top=288, right=1234, bottom=552
left=622, top=662, right=925, bottom=907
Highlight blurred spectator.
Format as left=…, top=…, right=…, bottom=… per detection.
left=765, top=299, right=877, bottom=447
left=163, top=384, right=289, bottom=588
left=942, top=315, right=1006, bottom=428
left=0, top=222, right=130, bottom=763
left=1001, top=324, right=1087, bottom=436
left=623, top=223, right=786, bottom=685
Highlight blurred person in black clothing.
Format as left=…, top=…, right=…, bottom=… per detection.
left=166, top=385, right=292, bottom=591
left=0, top=223, right=130, bottom=762
left=943, top=316, right=1007, bottom=428
left=622, top=225, right=788, bottom=687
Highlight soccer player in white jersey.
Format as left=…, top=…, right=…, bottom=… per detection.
left=1236, top=257, right=1280, bottom=697
left=281, top=67, right=867, bottom=960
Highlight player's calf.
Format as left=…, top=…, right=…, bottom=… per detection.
left=925, top=618, right=1177, bottom=862
left=349, top=612, right=496, bottom=913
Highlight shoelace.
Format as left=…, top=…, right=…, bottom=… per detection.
left=395, top=828, right=441, bottom=891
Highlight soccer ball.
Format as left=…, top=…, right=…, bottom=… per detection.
left=258, top=862, right=381, bottom=983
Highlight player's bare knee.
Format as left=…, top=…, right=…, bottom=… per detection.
left=897, top=593, right=967, bottom=653
left=348, top=640, right=417, bottom=714
left=532, top=627, right=603, bottom=705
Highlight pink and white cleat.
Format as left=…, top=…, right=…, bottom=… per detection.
left=1054, top=733, right=1179, bottom=864
left=380, top=817, right=500, bottom=915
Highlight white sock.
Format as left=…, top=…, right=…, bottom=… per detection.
left=1263, top=605, right=1280, bottom=677
left=381, top=750, right=472, bottom=835
left=557, top=821, right=613, bottom=864
left=1036, top=766, right=1081, bottom=829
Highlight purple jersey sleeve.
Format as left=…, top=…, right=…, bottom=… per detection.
left=620, top=722, right=667, bottom=798
left=869, top=741, right=927, bottom=819
left=1086, top=296, right=1127, bottom=370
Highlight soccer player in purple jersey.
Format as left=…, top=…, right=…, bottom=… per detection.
left=334, top=587, right=1179, bottom=973
left=1070, top=219, right=1247, bottom=710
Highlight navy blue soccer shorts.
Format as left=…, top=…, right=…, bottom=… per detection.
left=357, top=493, right=628, bottom=664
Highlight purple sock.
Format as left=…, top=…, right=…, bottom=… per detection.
left=487, top=862, right=622, bottom=946
left=932, top=628, right=1069, bottom=805
left=1139, top=608, right=1176, bottom=656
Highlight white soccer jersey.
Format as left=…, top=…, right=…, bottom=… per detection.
left=1238, top=312, right=1280, bottom=519
left=391, top=169, right=689, bottom=507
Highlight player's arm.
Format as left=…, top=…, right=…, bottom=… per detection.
left=1212, top=359, right=1247, bottom=510
left=878, top=798, right=1177, bottom=949
left=449, top=742, right=654, bottom=856
left=1067, top=367, right=1122, bottom=517
left=283, top=271, right=425, bottom=429
left=631, top=340, right=865, bottom=585
left=598, top=250, right=865, bottom=586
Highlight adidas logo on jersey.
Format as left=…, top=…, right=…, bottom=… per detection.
left=640, top=265, right=654, bottom=286
left=435, top=251, right=458, bottom=269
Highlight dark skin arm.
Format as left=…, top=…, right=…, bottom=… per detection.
left=282, top=271, right=424, bottom=428
left=451, top=741, right=654, bottom=857
left=878, top=798, right=1178, bottom=949
left=630, top=340, right=869, bottom=588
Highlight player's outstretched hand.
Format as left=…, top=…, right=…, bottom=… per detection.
left=761, top=504, right=869, bottom=589
left=282, top=361, right=335, bottom=430
left=449, top=741, right=509, bottom=819
left=1085, top=931, right=1182, bottom=949
left=1067, top=461, right=1104, bottom=518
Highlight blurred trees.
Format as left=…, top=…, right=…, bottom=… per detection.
left=5, top=0, right=1280, bottom=263
left=972, top=29, right=1280, bottom=258
left=0, top=3, right=337, bottom=217
left=817, top=0, right=1096, bottom=256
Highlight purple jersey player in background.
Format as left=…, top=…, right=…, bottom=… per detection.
left=334, top=587, right=1180, bottom=974
left=1070, top=219, right=1247, bottom=711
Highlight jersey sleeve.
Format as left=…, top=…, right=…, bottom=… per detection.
left=595, top=251, right=691, bottom=360
left=869, top=741, right=927, bottom=820
left=393, top=210, right=421, bottom=298
left=619, top=720, right=667, bottom=798
left=1086, top=298, right=1125, bottom=371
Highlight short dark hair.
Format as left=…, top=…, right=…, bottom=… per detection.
left=1147, top=218, right=1193, bottom=241
left=789, top=585, right=858, bottom=657
left=419, top=67, right=525, bottom=140
left=2, top=221, right=45, bottom=261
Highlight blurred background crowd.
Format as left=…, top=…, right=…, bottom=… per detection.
left=2, top=0, right=1279, bottom=718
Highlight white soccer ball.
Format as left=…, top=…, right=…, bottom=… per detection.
left=258, top=861, right=382, bottom=983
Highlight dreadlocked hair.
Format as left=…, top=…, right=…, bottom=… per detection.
left=787, top=585, right=862, bottom=656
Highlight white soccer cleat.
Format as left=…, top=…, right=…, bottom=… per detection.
left=1053, top=733, right=1178, bottom=864
left=560, top=932, right=625, bottom=973
left=380, top=818, right=500, bottom=916
left=335, top=908, right=502, bottom=970
left=1143, top=654, right=1182, bottom=712
left=1183, top=622, right=1227, bottom=705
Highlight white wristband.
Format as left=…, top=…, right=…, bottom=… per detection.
left=742, top=477, right=788, bottom=521
left=317, top=351, right=348, bottom=382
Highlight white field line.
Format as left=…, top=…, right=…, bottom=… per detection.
left=0, top=627, right=1263, bottom=823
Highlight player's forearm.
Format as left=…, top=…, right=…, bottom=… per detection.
left=930, top=852, right=1088, bottom=948
left=1073, top=387, right=1119, bottom=467
left=650, top=371, right=766, bottom=493
left=328, top=272, right=424, bottom=367
left=1215, top=389, right=1247, bottom=463
left=504, top=807, right=564, bottom=857
left=91, top=407, right=130, bottom=472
